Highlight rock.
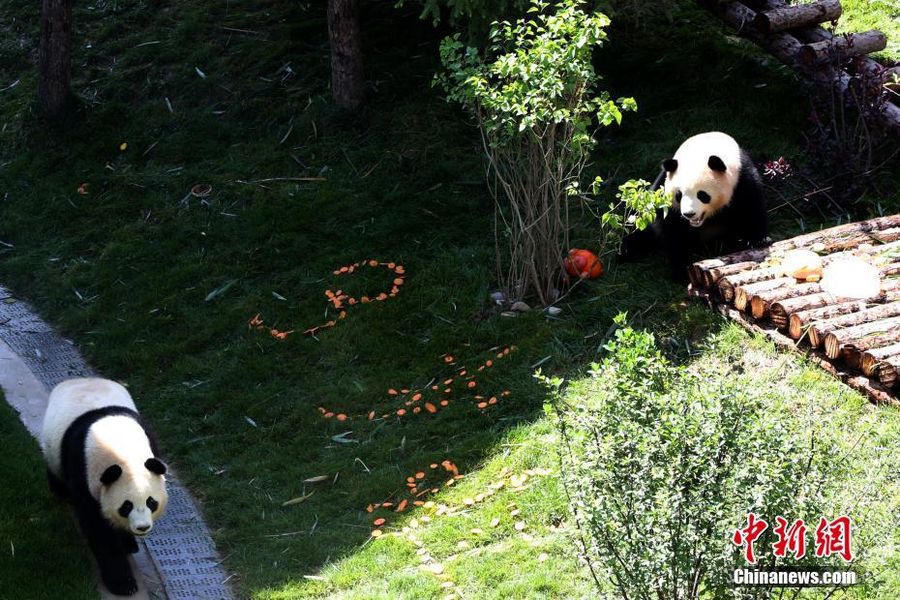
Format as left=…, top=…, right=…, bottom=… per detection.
left=490, top=291, right=507, bottom=306
left=545, top=306, right=562, bottom=317
left=510, top=301, right=531, bottom=312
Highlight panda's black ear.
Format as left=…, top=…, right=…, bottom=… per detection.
left=708, top=155, right=727, bottom=172
left=662, top=158, right=678, bottom=173
left=145, top=458, right=167, bottom=476
left=100, top=464, right=122, bottom=486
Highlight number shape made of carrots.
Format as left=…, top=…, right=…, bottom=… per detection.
left=248, top=260, right=406, bottom=340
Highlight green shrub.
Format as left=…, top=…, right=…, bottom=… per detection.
left=542, top=314, right=848, bottom=599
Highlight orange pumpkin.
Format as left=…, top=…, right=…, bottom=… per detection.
left=564, top=248, right=603, bottom=279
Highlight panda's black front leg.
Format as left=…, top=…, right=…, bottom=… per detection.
left=119, top=530, right=139, bottom=554
left=662, top=210, right=691, bottom=282
left=76, top=506, right=137, bottom=596
left=46, top=468, right=68, bottom=500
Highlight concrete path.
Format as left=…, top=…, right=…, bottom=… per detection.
left=0, top=287, right=233, bottom=599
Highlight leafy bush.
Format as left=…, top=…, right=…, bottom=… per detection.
left=437, top=0, right=636, bottom=305
left=596, top=177, right=670, bottom=256
left=542, top=314, right=847, bottom=599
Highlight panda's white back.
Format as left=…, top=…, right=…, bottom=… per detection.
left=41, top=378, right=137, bottom=477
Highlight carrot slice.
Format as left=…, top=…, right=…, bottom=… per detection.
left=396, top=499, right=408, bottom=512
left=415, top=472, right=425, bottom=479
left=336, top=413, right=347, bottom=421
left=373, top=518, right=386, bottom=526
left=424, top=402, right=437, bottom=414
left=439, top=400, right=449, bottom=407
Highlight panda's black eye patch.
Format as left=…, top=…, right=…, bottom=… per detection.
left=697, top=191, right=711, bottom=204
left=674, top=191, right=683, bottom=202
left=147, top=497, right=159, bottom=512
left=118, top=501, right=133, bottom=517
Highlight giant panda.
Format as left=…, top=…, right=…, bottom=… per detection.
left=621, top=131, right=771, bottom=280
left=41, top=378, right=168, bottom=596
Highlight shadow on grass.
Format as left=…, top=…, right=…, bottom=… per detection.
left=0, top=0, right=895, bottom=597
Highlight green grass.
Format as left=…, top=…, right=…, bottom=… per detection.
left=0, top=0, right=897, bottom=598
left=293, top=323, right=900, bottom=599
left=836, top=0, right=900, bottom=61
left=0, top=398, right=96, bottom=600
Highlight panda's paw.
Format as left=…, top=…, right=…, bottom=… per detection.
left=102, top=568, right=138, bottom=596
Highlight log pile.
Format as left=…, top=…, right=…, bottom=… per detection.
left=702, top=0, right=900, bottom=135
left=691, top=214, right=900, bottom=404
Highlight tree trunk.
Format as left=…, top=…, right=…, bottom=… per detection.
left=690, top=214, right=900, bottom=288
left=860, top=342, right=900, bottom=376
left=754, top=0, right=842, bottom=35
left=750, top=282, right=821, bottom=320
left=327, top=0, right=365, bottom=111
left=808, top=302, right=900, bottom=348
left=799, top=31, right=888, bottom=66
left=38, top=0, right=73, bottom=118
left=771, top=292, right=835, bottom=330
left=734, top=277, right=795, bottom=312
left=718, top=267, right=781, bottom=304
left=824, top=315, right=900, bottom=360
left=788, top=299, right=866, bottom=339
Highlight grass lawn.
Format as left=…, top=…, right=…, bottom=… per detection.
left=0, top=398, right=96, bottom=600
left=0, top=0, right=897, bottom=598
left=838, top=0, right=900, bottom=61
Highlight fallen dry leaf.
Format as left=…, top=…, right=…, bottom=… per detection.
left=281, top=491, right=315, bottom=507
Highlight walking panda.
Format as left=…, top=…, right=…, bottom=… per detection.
left=621, top=131, right=771, bottom=280
left=41, top=378, right=168, bottom=596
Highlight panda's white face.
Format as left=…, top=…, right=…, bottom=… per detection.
left=99, top=459, right=168, bottom=536
left=663, top=132, right=741, bottom=228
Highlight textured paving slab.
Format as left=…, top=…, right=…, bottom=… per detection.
left=0, top=287, right=233, bottom=599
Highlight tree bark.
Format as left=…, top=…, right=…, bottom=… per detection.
left=38, top=0, right=73, bottom=118
left=824, top=315, right=900, bottom=360
left=690, top=215, right=900, bottom=290
left=754, top=0, right=842, bottom=35
left=771, top=292, right=836, bottom=330
left=750, top=282, right=821, bottom=320
left=842, top=332, right=900, bottom=370
left=808, top=301, right=900, bottom=348
left=799, top=31, right=888, bottom=66
left=787, top=299, right=867, bottom=339
left=705, top=261, right=762, bottom=290
left=734, top=277, right=795, bottom=312
left=718, top=267, right=781, bottom=303
left=860, top=342, right=900, bottom=376
left=327, top=0, right=365, bottom=111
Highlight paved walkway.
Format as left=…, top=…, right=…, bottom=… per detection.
left=0, top=287, right=233, bottom=599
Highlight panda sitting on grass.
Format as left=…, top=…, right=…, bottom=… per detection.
left=622, top=131, right=772, bottom=280
left=41, top=378, right=168, bottom=596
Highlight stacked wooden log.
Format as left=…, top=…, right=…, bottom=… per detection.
left=702, top=0, right=900, bottom=134
left=691, top=214, right=900, bottom=394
